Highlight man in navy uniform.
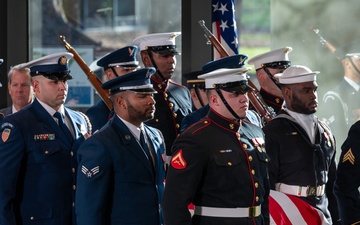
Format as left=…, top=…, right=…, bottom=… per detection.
left=76, top=68, right=166, bottom=225
left=0, top=52, right=90, bottom=225
left=247, top=47, right=292, bottom=114
left=86, top=46, right=139, bottom=132
left=163, top=68, right=270, bottom=225
left=263, top=65, right=338, bottom=224
left=133, top=32, right=192, bottom=154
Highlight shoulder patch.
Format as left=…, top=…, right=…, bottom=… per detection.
left=342, top=148, right=355, bottom=165
left=171, top=149, right=187, bottom=169
left=1, top=128, right=11, bottom=142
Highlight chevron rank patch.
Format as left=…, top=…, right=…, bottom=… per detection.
left=81, top=165, right=100, bottom=178
left=342, top=148, right=355, bottom=165
left=171, top=149, right=187, bottom=169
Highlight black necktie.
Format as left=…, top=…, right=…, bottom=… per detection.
left=54, top=112, right=73, bottom=142
left=140, top=130, right=155, bottom=168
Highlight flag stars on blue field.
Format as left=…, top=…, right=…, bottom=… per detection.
left=212, top=0, right=239, bottom=56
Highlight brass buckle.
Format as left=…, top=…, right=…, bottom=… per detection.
left=248, top=206, right=259, bottom=217
left=307, top=186, right=316, bottom=196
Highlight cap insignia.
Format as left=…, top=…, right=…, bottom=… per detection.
left=169, top=33, right=177, bottom=39
left=58, top=56, right=68, bottom=65
left=239, top=56, right=246, bottom=65
left=128, top=47, right=135, bottom=56
left=146, top=69, right=152, bottom=78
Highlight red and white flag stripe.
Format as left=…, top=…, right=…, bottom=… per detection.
left=269, top=190, right=331, bottom=225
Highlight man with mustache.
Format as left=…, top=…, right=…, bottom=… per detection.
left=133, top=32, right=192, bottom=155
left=76, top=68, right=166, bottom=225
left=0, top=52, right=90, bottom=225
left=263, top=65, right=339, bottom=224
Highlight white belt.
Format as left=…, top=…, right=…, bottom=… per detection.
left=194, top=205, right=261, bottom=218
left=275, top=183, right=325, bottom=197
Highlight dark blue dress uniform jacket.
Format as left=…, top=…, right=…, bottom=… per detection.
left=145, top=78, right=192, bottom=154
left=75, top=115, right=166, bottom=225
left=85, top=100, right=112, bottom=132
left=334, top=120, right=360, bottom=224
left=321, top=78, right=360, bottom=151
left=262, top=111, right=338, bottom=224
left=0, top=98, right=89, bottom=225
left=163, top=109, right=270, bottom=225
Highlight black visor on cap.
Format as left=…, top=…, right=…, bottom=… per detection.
left=214, top=80, right=254, bottom=94
left=31, top=70, right=73, bottom=81
left=147, top=45, right=180, bottom=55
left=260, top=61, right=291, bottom=70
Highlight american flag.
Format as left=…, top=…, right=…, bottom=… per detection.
left=212, top=0, right=239, bottom=59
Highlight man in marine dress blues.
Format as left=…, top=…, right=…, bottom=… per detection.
left=76, top=68, right=166, bottom=225
left=0, top=52, right=90, bottom=225
left=163, top=68, right=270, bottom=225
left=180, top=54, right=261, bottom=133
left=247, top=47, right=293, bottom=114
left=86, top=46, right=139, bottom=132
left=133, top=32, right=192, bottom=154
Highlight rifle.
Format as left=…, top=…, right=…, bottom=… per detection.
left=59, top=35, right=113, bottom=110
left=198, top=20, right=275, bottom=123
left=313, top=29, right=340, bottom=60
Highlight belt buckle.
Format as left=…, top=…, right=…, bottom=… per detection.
left=307, top=186, right=316, bottom=196
left=248, top=206, right=259, bottom=217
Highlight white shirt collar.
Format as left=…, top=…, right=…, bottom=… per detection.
left=344, top=76, right=360, bottom=91
left=285, top=108, right=316, bottom=144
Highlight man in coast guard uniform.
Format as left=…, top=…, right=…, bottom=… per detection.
left=263, top=65, right=338, bottom=224
left=163, top=68, right=270, bottom=225
left=76, top=68, right=166, bottom=225
left=86, top=46, right=139, bottom=132
left=334, top=120, right=360, bottom=224
left=248, top=47, right=292, bottom=114
left=0, top=52, right=90, bottom=225
left=133, top=32, right=192, bottom=154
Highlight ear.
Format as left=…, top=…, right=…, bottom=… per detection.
left=283, top=87, right=292, bottom=100
left=32, top=79, right=39, bottom=92
left=190, top=89, right=198, bottom=101
left=105, top=69, right=114, bottom=80
left=141, top=52, right=151, bottom=67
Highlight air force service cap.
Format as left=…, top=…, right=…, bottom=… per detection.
left=132, top=32, right=181, bottom=55
left=274, top=65, right=319, bottom=84
left=102, top=67, right=157, bottom=95
left=202, top=54, right=249, bottom=72
left=248, top=47, right=292, bottom=70
left=97, top=46, right=139, bottom=70
left=22, top=52, right=73, bottom=80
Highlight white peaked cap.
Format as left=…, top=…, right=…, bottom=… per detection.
left=274, top=65, right=319, bottom=84
left=132, top=32, right=181, bottom=51
left=248, top=47, right=292, bottom=70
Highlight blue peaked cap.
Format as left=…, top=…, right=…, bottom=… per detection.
left=202, top=54, right=248, bottom=73
left=102, top=67, right=157, bottom=95
left=97, top=46, right=139, bottom=70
